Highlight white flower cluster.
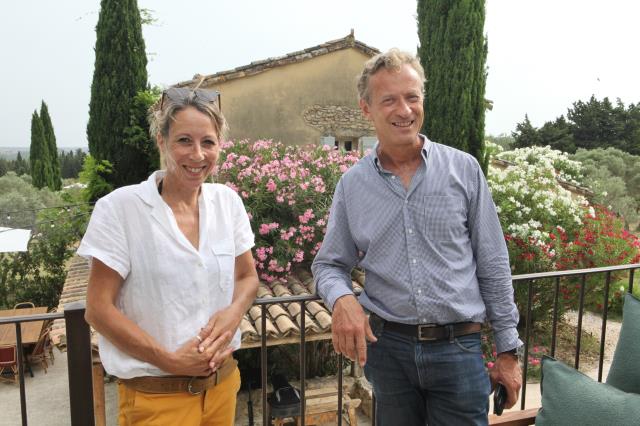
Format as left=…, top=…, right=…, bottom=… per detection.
left=498, top=145, right=583, bottom=186
left=489, top=145, right=588, bottom=244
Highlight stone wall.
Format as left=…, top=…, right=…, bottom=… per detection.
left=303, top=105, right=374, bottom=139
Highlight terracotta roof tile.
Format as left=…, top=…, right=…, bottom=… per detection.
left=176, top=32, right=379, bottom=88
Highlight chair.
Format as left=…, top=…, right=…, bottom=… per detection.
left=44, top=327, right=55, bottom=365
left=28, top=329, right=50, bottom=374
left=0, top=345, right=19, bottom=384
left=13, top=301, right=35, bottom=311
left=45, top=308, right=56, bottom=365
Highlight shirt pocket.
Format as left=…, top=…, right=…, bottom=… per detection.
left=211, top=239, right=235, bottom=292
left=422, top=196, right=465, bottom=241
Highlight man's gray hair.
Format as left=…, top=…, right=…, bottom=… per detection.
left=357, top=48, right=426, bottom=103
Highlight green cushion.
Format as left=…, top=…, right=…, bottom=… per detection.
left=536, top=356, right=640, bottom=426
left=606, top=292, right=640, bottom=393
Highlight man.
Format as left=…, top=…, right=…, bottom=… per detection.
left=312, top=49, right=522, bottom=425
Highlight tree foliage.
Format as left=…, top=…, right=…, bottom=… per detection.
left=571, top=148, right=640, bottom=228
left=513, top=96, right=640, bottom=155
left=79, top=155, right=114, bottom=202
left=0, top=154, right=30, bottom=178
left=417, top=0, right=489, bottom=172
left=485, top=133, right=514, bottom=151
left=29, top=111, right=52, bottom=189
left=121, top=87, right=162, bottom=183
left=59, top=149, right=87, bottom=179
left=0, top=174, right=88, bottom=309
left=87, top=0, right=148, bottom=188
left=40, top=101, right=62, bottom=190
left=0, top=173, right=59, bottom=229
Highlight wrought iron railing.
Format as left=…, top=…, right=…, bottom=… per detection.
left=0, top=301, right=94, bottom=426
left=513, top=263, right=638, bottom=410
left=1, top=263, right=638, bottom=425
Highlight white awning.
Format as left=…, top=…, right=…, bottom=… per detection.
left=0, top=227, right=32, bottom=252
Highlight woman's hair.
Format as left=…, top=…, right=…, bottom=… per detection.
left=149, top=88, right=228, bottom=168
left=356, top=48, right=426, bottom=104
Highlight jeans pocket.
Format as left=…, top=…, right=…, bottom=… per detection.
left=453, top=333, right=483, bottom=354
left=368, top=314, right=385, bottom=339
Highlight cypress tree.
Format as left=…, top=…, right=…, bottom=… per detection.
left=417, top=0, right=489, bottom=173
left=40, top=101, right=62, bottom=190
left=87, top=0, right=148, bottom=187
left=29, top=111, right=51, bottom=189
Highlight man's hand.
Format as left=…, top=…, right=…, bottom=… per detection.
left=489, top=352, right=522, bottom=409
left=331, top=295, right=377, bottom=366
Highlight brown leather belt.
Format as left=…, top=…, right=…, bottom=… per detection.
left=119, top=358, right=237, bottom=395
left=373, top=313, right=482, bottom=341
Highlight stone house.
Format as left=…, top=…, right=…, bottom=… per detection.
left=175, top=31, right=379, bottom=153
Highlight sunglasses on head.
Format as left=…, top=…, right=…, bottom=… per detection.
left=160, top=87, right=221, bottom=110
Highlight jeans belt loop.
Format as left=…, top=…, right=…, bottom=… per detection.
left=447, top=325, right=454, bottom=343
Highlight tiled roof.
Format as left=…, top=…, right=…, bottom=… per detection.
left=175, top=31, right=379, bottom=88
left=51, top=255, right=365, bottom=351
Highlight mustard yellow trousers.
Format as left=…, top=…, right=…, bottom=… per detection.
left=118, top=367, right=241, bottom=426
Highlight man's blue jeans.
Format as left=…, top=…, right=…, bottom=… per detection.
left=364, top=319, right=491, bottom=425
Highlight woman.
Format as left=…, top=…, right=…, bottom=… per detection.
left=80, top=87, right=259, bottom=425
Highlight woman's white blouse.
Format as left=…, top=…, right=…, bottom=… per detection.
left=78, top=171, right=255, bottom=378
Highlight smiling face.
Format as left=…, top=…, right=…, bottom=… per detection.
left=158, top=106, right=220, bottom=190
left=359, top=64, right=424, bottom=149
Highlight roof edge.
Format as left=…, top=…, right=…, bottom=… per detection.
left=175, top=31, right=380, bottom=88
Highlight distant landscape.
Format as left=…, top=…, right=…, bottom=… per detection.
left=0, top=146, right=87, bottom=160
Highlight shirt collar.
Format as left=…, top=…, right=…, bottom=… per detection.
left=371, top=134, right=431, bottom=174
left=134, top=170, right=214, bottom=206
left=134, top=170, right=166, bottom=207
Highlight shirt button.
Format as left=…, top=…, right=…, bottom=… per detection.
left=404, top=200, right=408, bottom=204
left=391, top=176, right=396, bottom=179
left=417, top=289, right=421, bottom=294
left=412, top=259, right=417, bottom=264
left=198, top=262, right=204, bottom=267
left=408, top=229, right=413, bottom=234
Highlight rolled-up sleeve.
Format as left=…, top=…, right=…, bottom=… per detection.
left=311, top=179, right=359, bottom=311
left=77, top=197, right=130, bottom=280
left=468, top=161, right=522, bottom=353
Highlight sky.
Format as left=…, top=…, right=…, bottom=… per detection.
left=2, top=0, right=640, bottom=148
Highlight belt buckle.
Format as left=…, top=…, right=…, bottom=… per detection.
left=418, top=324, right=438, bottom=341
left=188, top=377, right=202, bottom=395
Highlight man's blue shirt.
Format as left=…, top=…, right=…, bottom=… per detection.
left=312, top=135, right=521, bottom=353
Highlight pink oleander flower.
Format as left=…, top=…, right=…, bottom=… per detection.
left=259, top=224, right=270, bottom=235
left=215, top=138, right=361, bottom=282
left=225, top=182, right=238, bottom=192
left=237, top=155, right=251, bottom=166
left=298, top=209, right=315, bottom=224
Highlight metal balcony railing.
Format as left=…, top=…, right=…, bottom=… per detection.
left=513, top=263, right=638, bottom=410
left=0, top=301, right=94, bottom=426
left=1, top=263, right=638, bottom=425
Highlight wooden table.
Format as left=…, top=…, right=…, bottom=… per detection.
left=0, top=307, right=48, bottom=346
